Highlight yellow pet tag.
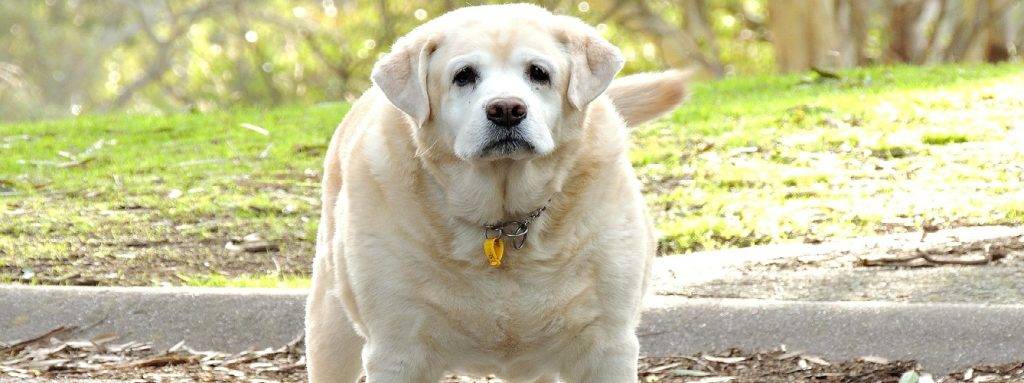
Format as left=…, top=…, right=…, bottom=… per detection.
left=484, top=237, right=505, bottom=267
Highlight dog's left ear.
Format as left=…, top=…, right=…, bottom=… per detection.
left=559, top=20, right=625, bottom=110
left=371, top=35, right=438, bottom=126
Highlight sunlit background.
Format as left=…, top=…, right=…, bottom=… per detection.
left=3, top=6, right=1024, bottom=382
left=2, top=0, right=1022, bottom=122
left=2, top=1, right=1024, bottom=287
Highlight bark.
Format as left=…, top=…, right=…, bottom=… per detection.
left=681, top=0, right=721, bottom=66
left=843, top=0, right=868, bottom=65
left=375, top=0, right=396, bottom=48
left=922, top=0, right=952, bottom=63
left=836, top=0, right=873, bottom=65
left=767, top=0, right=844, bottom=72
left=983, top=0, right=1015, bottom=62
left=106, top=1, right=220, bottom=110
left=887, top=0, right=930, bottom=63
left=943, top=0, right=999, bottom=61
left=599, top=0, right=725, bottom=77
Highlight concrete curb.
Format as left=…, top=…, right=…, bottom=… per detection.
left=1, top=286, right=307, bottom=353
left=4, top=285, right=1024, bottom=373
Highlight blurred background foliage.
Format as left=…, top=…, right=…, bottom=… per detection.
left=1, top=0, right=1022, bottom=122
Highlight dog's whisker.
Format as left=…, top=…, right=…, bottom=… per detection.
left=415, top=137, right=441, bottom=158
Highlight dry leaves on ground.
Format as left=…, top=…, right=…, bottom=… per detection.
left=4, top=329, right=1024, bottom=382
left=1, top=330, right=306, bottom=382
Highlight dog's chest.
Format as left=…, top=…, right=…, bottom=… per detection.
left=421, top=265, right=602, bottom=359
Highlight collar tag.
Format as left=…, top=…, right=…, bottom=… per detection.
left=483, top=237, right=505, bottom=267
left=481, top=202, right=549, bottom=267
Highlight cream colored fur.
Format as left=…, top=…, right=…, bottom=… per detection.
left=606, top=70, right=692, bottom=126
left=305, top=4, right=686, bottom=383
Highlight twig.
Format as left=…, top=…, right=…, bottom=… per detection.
left=859, top=240, right=1014, bottom=267
left=916, top=248, right=992, bottom=265
left=919, top=219, right=940, bottom=242
left=116, top=354, right=197, bottom=369
left=0, top=326, right=77, bottom=355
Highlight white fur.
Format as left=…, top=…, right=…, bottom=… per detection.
left=306, top=4, right=661, bottom=383
left=443, top=49, right=560, bottom=160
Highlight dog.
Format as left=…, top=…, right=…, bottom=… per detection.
left=305, top=4, right=688, bottom=382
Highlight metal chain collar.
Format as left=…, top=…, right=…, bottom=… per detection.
left=483, top=202, right=549, bottom=250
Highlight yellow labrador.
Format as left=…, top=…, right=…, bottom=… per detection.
left=305, top=4, right=688, bottom=382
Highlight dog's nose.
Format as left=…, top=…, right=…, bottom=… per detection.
left=485, top=98, right=527, bottom=128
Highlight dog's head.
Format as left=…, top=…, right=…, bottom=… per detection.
left=371, top=4, right=624, bottom=162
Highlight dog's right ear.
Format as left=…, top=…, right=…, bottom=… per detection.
left=371, top=35, right=438, bottom=126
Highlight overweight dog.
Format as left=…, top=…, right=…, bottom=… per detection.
left=305, top=4, right=688, bottom=382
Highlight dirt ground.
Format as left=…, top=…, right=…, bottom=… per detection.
left=3, top=333, right=1023, bottom=383
left=651, top=226, right=1024, bottom=304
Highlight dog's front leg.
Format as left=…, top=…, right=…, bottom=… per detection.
left=305, top=256, right=365, bottom=383
left=362, top=341, right=444, bottom=383
left=560, top=333, right=640, bottom=383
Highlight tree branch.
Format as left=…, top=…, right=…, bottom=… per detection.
left=105, top=0, right=222, bottom=110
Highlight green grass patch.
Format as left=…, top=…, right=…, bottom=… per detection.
left=1, top=104, right=347, bottom=286
left=180, top=274, right=311, bottom=289
left=635, top=63, right=1024, bottom=253
left=3, top=64, right=1024, bottom=286
left=922, top=130, right=971, bottom=145
left=1005, top=200, right=1024, bottom=222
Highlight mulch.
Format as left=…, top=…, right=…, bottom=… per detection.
left=2, top=329, right=1023, bottom=382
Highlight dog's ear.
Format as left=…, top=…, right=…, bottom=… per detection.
left=559, top=20, right=625, bottom=110
left=371, top=35, right=438, bottom=126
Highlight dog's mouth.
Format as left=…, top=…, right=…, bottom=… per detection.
left=479, top=135, right=536, bottom=159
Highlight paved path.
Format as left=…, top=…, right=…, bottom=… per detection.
left=4, top=285, right=1024, bottom=373
left=1, top=286, right=306, bottom=352
left=650, top=225, right=1024, bottom=302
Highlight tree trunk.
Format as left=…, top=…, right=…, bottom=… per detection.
left=983, top=0, right=1015, bottom=62
left=836, top=0, right=873, bottom=65
left=887, top=0, right=929, bottom=63
left=944, top=0, right=989, bottom=61
left=601, top=0, right=725, bottom=77
left=767, top=0, right=843, bottom=72
left=681, top=0, right=721, bottom=66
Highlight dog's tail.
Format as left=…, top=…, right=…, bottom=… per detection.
left=606, top=69, right=693, bottom=126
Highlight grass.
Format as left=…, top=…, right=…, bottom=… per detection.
left=2, top=64, right=1023, bottom=286
left=921, top=130, right=971, bottom=145
left=633, top=64, right=1024, bottom=252
left=179, top=274, right=312, bottom=289
left=1, top=104, right=347, bottom=286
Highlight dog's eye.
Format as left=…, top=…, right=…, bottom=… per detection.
left=453, top=67, right=478, bottom=87
left=527, top=64, right=550, bottom=84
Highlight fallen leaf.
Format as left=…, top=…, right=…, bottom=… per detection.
left=225, top=240, right=279, bottom=253
left=696, top=377, right=736, bottom=383
left=899, top=370, right=919, bottom=383
left=672, top=369, right=712, bottom=377
left=120, top=354, right=195, bottom=368
left=643, top=362, right=682, bottom=373
left=858, top=356, right=890, bottom=364
left=19, top=268, right=35, bottom=281
left=702, top=355, right=747, bottom=364
left=240, top=123, right=270, bottom=136
left=775, top=352, right=800, bottom=360
left=90, top=333, right=118, bottom=345
left=259, top=143, right=273, bottom=159
left=804, top=355, right=831, bottom=366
